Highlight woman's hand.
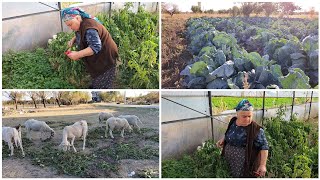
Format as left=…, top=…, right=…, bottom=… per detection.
left=68, top=36, right=76, bottom=48
left=255, top=165, right=267, bottom=177
left=67, top=51, right=81, bottom=61
left=216, top=138, right=225, bottom=148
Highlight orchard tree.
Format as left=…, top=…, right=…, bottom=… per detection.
left=4, top=91, right=25, bottom=110
left=279, top=2, right=301, bottom=15
left=230, top=6, right=240, bottom=17
left=27, top=91, right=38, bottom=108
left=262, top=2, right=278, bottom=17
left=241, top=2, right=255, bottom=17
left=37, top=91, right=49, bottom=108
left=52, top=91, right=64, bottom=107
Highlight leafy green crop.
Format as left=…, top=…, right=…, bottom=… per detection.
left=162, top=140, right=231, bottom=178
left=2, top=48, right=75, bottom=89
left=3, top=3, right=158, bottom=89
left=162, top=107, right=318, bottom=178
left=97, top=3, right=159, bottom=89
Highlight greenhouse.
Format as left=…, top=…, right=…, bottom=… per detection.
left=161, top=91, right=318, bottom=178
left=3, top=2, right=159, bottom=89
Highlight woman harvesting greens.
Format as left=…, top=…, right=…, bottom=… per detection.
left=61, top=7, right=118, bottom=89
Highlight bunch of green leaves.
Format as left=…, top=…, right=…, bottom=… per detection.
left=2, top=48, right=74, bottom=89
left=97, top=2, right=159, bottom=88
left=264, top=106, right=318, bottom=178
left=47, top=32, right=90, bottom=88
left=162, top=140, right=230, bottom=178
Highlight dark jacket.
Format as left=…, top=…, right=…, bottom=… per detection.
left=79, top=18, right=118, bottom=78
left=222, top=117, right=262, bottom=177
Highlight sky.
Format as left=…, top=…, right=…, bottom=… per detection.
left=164, top=0, right=318, bottom=12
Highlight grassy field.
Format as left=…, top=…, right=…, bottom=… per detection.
left=212, top=97, right=317, bottom=114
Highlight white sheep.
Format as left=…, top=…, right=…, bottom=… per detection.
left=59, top=120, right=88, bottom=152
left=24, top=119, right=55, bottom=140
left=2, top=125, right=25, bottom=157
left=98, top=112, right=114, bottom=125
left=105, top=117, right=133, bottom=139
left=118, top=115, right=143, bottom=131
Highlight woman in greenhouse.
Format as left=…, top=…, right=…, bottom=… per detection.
left=216, top=99, right=269, bottom=178
left=61, top=7, right=119, bottom=89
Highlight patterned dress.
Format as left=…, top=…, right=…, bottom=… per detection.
left=224, top=120, right=269, bottom=177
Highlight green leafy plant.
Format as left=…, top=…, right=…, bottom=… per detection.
left=97, top=3, right=159, bottom=88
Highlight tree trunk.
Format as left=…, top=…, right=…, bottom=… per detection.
left=42, top=99, right=46, bottom=108
left=56, top=98, right=61, bottom=107
left=15, top=99, right=18, bottom=110
left=33, top=99, right=37, bottom=108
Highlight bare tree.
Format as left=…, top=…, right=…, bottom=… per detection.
left=4, top=91, right=25, bottom=110
left=52, top=91, right=64, bottom=107
left=37, top=91, right=49, bottom=108
left=26, top=91, right=38, bottom=108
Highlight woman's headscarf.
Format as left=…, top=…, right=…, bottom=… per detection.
left=235, top=99, right=253, bottom=112
left=61, top=7, right=102, bottom=24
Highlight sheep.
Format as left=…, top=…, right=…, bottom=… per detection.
left=24, top=119, right=55, bottom=141
left=2, top=125, right=25, bottom=157
left=59, top=120, right=88, bottom=152
left=118, top=115, right=143, bottom=131
left=105, top=117, right=133, bottom=139
left=98, top=112, right=114, bottom=126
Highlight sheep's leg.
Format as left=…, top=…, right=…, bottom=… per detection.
left=120, top=128, right=125, bottom=138
left=18, top=139, right=25, bottom=157
left=71, top=137, right=77, bottom=152
left=8, top=142, right=14, bottom=156
left=136, top=123, right=141, bottom=132
left=27, top=129, right=32, bottom=140
left=40, top=131, right=43, bottom=141
left=82, top=136, right=86, bottom=151
left=109, top=129, right=114, bottom=139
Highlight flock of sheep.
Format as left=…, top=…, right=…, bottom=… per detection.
left=2, top=112, right=143, bottom=156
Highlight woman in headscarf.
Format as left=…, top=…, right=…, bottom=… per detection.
left=216, top=99, right=269, bottom=177
left=61, top=7, right=118, bottom=89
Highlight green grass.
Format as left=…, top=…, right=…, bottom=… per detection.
left=212, top=97, right=317, bottom=113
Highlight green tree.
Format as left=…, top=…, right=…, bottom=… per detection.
left=191, top=5, right=202, bottom=13
left=229, top=6, right=240, bottom=17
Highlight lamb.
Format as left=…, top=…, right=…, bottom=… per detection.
left=105, top=117, right=133, bottom=139
left=24, top=119, right=55, bottom=140
left=98, top=112, right=114, bottom=125
left=2, top=125, right=25, bottom=157
left=59, top=120, right=88, bottom=152
left=118, top=115, right=143, bottom=131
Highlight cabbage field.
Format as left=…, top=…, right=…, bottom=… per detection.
left=180, top=17, right=318, bottom=89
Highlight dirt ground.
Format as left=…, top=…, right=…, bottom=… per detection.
left=2, top=103, right=159, bottom=178
left=161, top=13, right=233, bottom=89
